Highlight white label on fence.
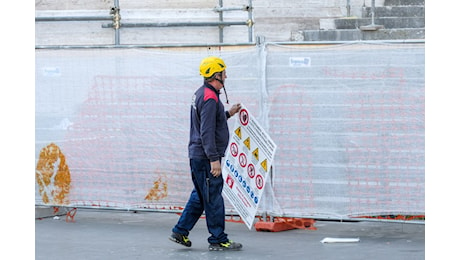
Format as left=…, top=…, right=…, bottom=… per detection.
left=289, top=57, right=311, bottom=67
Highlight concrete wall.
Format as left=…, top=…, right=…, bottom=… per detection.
left=35, top=0, right=381, bottom=45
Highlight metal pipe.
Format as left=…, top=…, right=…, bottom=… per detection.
left=35, top=39, right=425, bottom=50
left=214, top=6, right=250, bottom=12
left=370, top=0, right=375, bottom=24
left=113, top=0, right=120, bottom=45
left=247, top=0, right=254, bottom=42
left=346, top=0, right=351, bottom=17
left=35, top=16, right=112, bottom=22
left=101, top=21, right=249, bottom=28
left=35, top=42, right=256, bottom=49
left=219, top=0, right=224, bottom=43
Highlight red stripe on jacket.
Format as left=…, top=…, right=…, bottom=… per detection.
left=204, top=87, right=218, bottom=102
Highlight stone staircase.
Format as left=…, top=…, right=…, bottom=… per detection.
left=298, top=0, right=425, bottom=41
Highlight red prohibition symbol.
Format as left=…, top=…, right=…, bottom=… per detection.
left=239, top=153, right=247, bottom=168
left=230, top=143, right=238, bottom=157
left=226, top=175, right=234, bottom=189
left=247, top=164, right=255, bottom=178
left=255, top=174, right=264, bottom=189
left=239, top=109, right=249, bottom=126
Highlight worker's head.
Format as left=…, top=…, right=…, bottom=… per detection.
left=199, top=56, right=229, bottom=103
left=199, top=56, right=227, bottom=83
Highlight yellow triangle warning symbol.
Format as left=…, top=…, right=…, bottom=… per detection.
left=252, top=148, right=259, bottom=161
left=234, top=127, right=242, bottom=139
left=244, top=137, right=251, bottom=150
left=260, top=159, right=268, bottom=172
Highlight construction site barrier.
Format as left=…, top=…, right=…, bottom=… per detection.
left=35, top=41, right=425, bottom=229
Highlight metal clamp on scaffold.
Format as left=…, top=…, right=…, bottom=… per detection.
left=110, top=7, right=121, bottom=29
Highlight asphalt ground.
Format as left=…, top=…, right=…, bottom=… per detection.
left=34, top=207, right=425, bottom=260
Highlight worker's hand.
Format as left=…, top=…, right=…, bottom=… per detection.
left=210, top=160, right=222, bottom=177
left=228, top=103, right=242, bottom=117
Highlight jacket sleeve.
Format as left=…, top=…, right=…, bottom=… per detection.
left=200, top=99, right=220, bottom=162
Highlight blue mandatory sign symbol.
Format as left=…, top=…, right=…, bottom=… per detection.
left=226, top=159, right=258, bottom=205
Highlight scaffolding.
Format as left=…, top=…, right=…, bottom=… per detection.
left=35, top=0, right=254, bottom=45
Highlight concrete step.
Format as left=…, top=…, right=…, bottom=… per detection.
left=333, top=17, right=424, bottom=29
left=299, top=28, right=424, bottom=41
left=384, top=0, right=425, bottom=6
left=362, top=6, right=425, bottom=18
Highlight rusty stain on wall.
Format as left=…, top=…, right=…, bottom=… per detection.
left=144, top=176, right=168, bottom=201
left=36, top=143, right=71, bottom=205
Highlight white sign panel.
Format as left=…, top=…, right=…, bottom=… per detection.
left=222, top=103, right=277, bottom=229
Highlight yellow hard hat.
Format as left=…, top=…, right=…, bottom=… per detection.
left=199, top=56, right=226, bottom=78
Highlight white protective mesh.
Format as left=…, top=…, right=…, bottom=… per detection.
left=264, top=43, right=424, bottom=218
left=35, top=42, right=424, bottom=219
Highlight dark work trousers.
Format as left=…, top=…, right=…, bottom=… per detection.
left=172, top=158, right=228, bottom=244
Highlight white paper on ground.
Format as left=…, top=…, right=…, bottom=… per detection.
left=320, top=237, right=360, bottom=243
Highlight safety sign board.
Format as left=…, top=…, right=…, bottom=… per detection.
left=222, top=103, right=277, bottom=229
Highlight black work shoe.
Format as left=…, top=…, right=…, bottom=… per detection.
left=169, top=232, right=192, bottom=247
left=208, top=240, right=243, bottom=251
